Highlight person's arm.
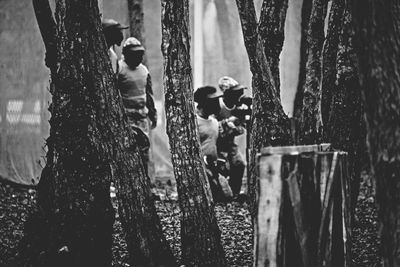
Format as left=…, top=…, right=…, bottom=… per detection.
left=146, top=73, right=157, bottom=128
left=218, top=116, right=244, bottom=138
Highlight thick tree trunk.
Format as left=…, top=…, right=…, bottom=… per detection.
left=161, top=1, right=227, bottom=266
left=235, top=0, right=292, bottom=218
left=297, top=0, right=328, bottom=145
left=323, top=1, right=364, bottom=211
left=352, top=0, right=400, bottom=266
left=293, top=0, right=312, bottom=137
left=127, top=0, right=144, bottom=43
left=24, top=1, right=176, bottom=266
left=258, top=0, right=289, bottom=95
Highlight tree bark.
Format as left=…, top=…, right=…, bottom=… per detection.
left=297, top=0, right=328, bottom=145
left=24, top=1, right=176, bottom=266
left=320, top=0, right=344, bottom=128
left=258, top=0, right=289, bottom=95
left=235, top=0, right=292, bottom=218
left=323, top=0, right=364, bottom=211
left=352, top=0, right=400, bottom=266
left=127, top=0, right=144, bottom=43
left=293, top=0, right=313, bottom=139
left=161, top=1, right=227, bottom=266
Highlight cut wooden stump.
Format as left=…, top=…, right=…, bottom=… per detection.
left=254, top=144, right=351, bottom=267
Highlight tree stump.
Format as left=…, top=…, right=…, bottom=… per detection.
left=254, top=144, right=352, bottom=267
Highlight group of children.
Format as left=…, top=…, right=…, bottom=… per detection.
left=102, top=19, right=157, bottom=172
left=102, top=18, right=248, bottom=202
left=195, top=78, right=249, bottom=202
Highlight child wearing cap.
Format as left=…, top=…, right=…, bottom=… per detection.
left=102, top=18, right=128, bottom=73
left=216, top=76, right=247, bottom=198
left=117, top=37, right=157, bottom=170
left=195, top=86, right=233, bottom=202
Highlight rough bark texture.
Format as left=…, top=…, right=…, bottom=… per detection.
left=24, top=1, right=176, bottom=266
left=323, top=1, right=364, bottom=211
left=127, top=0, right=144, bottom=43
left=161, top=1, right=227, bottom=266
left=352, top=0, right=400, bottom=266
left=235, top=0, right=292, bottom=218
left=297, top=0, right=328, bottom=145
left=293, top=0, right=312, bottom=134
left=320, top=0, right=344, bottom=127
left=258, top=0, right=289, bottom=95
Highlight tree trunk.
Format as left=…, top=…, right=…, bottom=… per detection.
left=24, top=1, right=176, bottom=266
left=127, top=0, right=144, bottom=43
left=320, top=0, right=344, bottom=128
left=297, top=0, right=328, bottom=145
left=352, top=0, right=400, bottom=266
left=161, top=1, right=227, bottom=266
left=293, top=0, right=313, bottom=140
left=258, top=0, right=289, bottom=95
left=323, top=0, right=364, bottom=211
left=235, top=0, right=292, bottom=218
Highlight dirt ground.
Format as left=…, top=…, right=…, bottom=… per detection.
left=0, top=173, right=381, bottom=266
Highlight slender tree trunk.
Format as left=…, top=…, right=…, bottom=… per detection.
left=161, top=1, right=227, bottom=266
left=127, top=0, right=148, bottom=65
left=235, top=0, right=292, bottom=218
left=127, top=0, right=144, bottom=43
left=352, top=0, right=400, bottom=266
left=293, top=0, right=313, bottom=138
left=320, top=0, right=344, bottom=128
left=323, top=0, right=364, bottom=211
left=297, top=0, right=328, bottom=145
left=258, top=0, right=289, bottom=95
left=24, top=1, right=176, bottom=266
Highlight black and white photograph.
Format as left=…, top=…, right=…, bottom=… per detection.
left=0, top=0, right=398, bottom=266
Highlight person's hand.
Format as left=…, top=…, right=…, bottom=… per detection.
left=227, top=116, right=241, bottom=127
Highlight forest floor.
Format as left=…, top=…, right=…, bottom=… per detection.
left=0, top=173, right=380, bottom=267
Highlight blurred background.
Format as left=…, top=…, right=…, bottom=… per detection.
left=0, top=0, right=302, bottom=186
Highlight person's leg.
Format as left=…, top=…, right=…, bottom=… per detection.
left=228, top=146, right=245, bottom=196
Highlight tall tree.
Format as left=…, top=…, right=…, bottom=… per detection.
left=161, top=0, right=227, bottom=266
left=24, top=0, right=176, bottom=266
left=127, top=0, right=144, bottom=43
left=258, top=0, right=289, bottom=95
left=297, top=0, right=328, bottom=145
left=322, top=0, right=364, bottom=209
left=320, top=0, right=344, bottom=126
left=352, top=0, right=400, bottom=265
left=293, top=0, right=313, bottom=131
left=235, top=0, right=292, bottom=217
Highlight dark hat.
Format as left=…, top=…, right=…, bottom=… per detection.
left=194, top=86, right=222, bottom=103
left=229, top=84, right=247, bottom=91
left=218, top=76, right=247, bottom=92
left=102, top=19, right=128, bottom=30
left=123, top=37, right=145, bottom=52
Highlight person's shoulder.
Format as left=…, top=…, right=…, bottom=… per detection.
left=117, top=59, right=127, bottom=74
left=210, top=115, right=219, bottom=124
left=138, top=63, right=149, bottom=74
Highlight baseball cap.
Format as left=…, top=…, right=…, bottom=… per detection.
left=229, top=84, right=247, bottom=91
left=218, top=76, right=238, bottom=92
left=102, top=19, right=129, bottom=30
left=219, top=76, right=247, bottom=93
left=123, top=37, right=145, bottom=52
